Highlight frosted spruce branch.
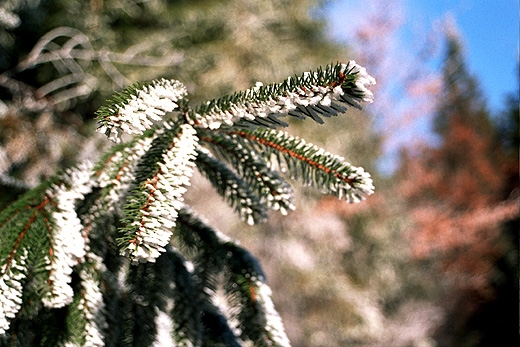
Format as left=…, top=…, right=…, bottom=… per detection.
left=117, top=123, right=198, bottom=262
left=229, top=128, right=374, bottom=203
left=0, top=250, right=27, bottom=334
left=0, top=162, right=94, bottom=334
left=174, top=208, right=292, bottom=346
left=41, top=162, right=94, bottom=308
left=90, top=62, right=375, bottom=261
left=197, top=129, right=295, bottom=222
left=195, top=146, right=272, bottom=225
left=96, top=79, right=188, bottom=143
left=1, top=62, right=376, bottom=345
left=188, top=61, right=375, bottom=129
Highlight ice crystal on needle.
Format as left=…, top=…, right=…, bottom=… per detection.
left=121, top=124, right=199, bottom=262
left=42, top=163, right=94, bottom=308
left=97, top=79, right=188, bottom=143
left=0, top=250, right=27, bottom=334
left=77, top=254, right=107, bottom=347
left=190, top=61, right=376, bottom=130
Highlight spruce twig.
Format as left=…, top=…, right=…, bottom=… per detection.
left=0, top=62, right=375, bottom=346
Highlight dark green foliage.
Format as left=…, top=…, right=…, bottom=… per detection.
left=1, top=60, right=375, bottom=345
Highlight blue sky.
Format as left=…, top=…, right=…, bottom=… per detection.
left=324, top=0, right=518, bottom=173
left=325, top=0, right=519, bottom=113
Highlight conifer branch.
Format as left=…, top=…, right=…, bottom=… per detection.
left=96, top=79, right=188, bottom=143
left=230, top=128, right=374, bottom=203
left=160, top=248, right=202, bottom=346
left=62, top=253, right=107, bottom=347
left=223, top=242, right=291, bottom=347
left=42, top=163, right=93, bottom=308
left=117, top=123, right=198, bottom=262
left=174, top=209, right=291, bottom=346
left=93, top=131, right=157, bottom=213
left=0, top=249, right=27, bottom=335
left=196, top=147, right=269, bottom=225
left=1, top=61, right=376, bottom=344
left=174, top=208, right=234, bottom=291
left=199, top=130, right=295, bottom=217
left=0, top=163, right=94, bottom=334
left=188, top=61, right=375, bottom=130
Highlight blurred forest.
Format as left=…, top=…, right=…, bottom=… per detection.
left=0, top=0, right=518, bottom=346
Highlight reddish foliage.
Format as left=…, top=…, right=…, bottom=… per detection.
left=398, top=82, right=519, bottom=299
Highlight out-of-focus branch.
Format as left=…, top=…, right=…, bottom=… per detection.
left=13, top=26, right=184, bottom=107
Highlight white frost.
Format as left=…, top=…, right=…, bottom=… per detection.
left=42, top=162, right=94, bottom=308
left=98, top=79, right=187, bottom=143
left=192, top=61, right=376, bottom=130
left=79, top=254, right=107, bottom=347
left=123, top=124, right=198, bottom=262
left=253, top=279, right=291, bottom=347
left=0, top=250, right=28, bottom=335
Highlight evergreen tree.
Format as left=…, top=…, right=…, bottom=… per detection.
left=0, top=62, right=376, bottom=346
left=0, top=0, right=343, bottom=203
left=398, top=29, right=519, bottom=346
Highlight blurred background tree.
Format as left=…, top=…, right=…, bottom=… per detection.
left=1, top=0, right=518, bottom=346
left=397, top=26, right=519, bottom=347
